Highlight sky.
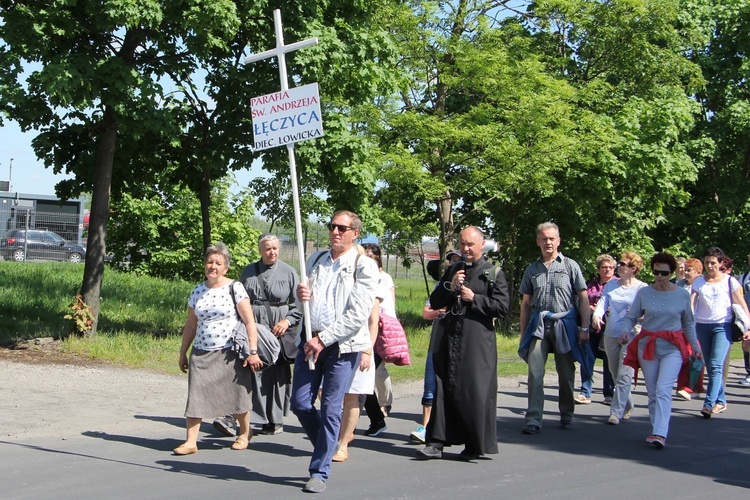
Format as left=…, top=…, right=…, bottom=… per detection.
left=0, top=120, right=260, bottom=198
left=0, top=121, right=66, bottom=196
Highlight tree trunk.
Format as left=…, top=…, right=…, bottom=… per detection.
left=199, top=172, right=212, bottom=252
left=437, top=189, right=454, bottom=277
left=80, top=105, right=117, bottom=338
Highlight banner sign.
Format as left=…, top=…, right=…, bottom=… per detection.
left=250, top=82, right=324, bottom=151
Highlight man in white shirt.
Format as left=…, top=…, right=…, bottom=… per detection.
left=292, top=210, right=378, bottom=493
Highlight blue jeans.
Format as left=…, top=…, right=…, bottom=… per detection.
left=290, top=343, right=357, bottom=482
left=580, top=330, right=614, bottom=398
left=696, top=323, right=731, bottom=408
left=421, top=352, right=436, bottom=406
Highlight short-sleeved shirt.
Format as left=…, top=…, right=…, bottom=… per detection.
left=520, top=253, right=587, bottom=313
left=188, top=281, right=249, bottom=351
left=692, top=275, right=741, bottom=324
left=377, top=271, right=397, bottom=317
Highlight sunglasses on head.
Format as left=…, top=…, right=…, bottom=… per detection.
left=652, top=269, right=671, bottom=276
left=327, top=223, right=354, bottom=233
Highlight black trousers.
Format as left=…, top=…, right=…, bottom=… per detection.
left=363, top=353, right=386, bottom=424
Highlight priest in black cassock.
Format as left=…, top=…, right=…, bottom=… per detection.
left=416, top=226, right=510, bottom=461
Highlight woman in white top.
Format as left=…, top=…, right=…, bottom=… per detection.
left=175, top=243, right=263, bottom=455
left=691, top=247, right=750, bottom=417
left=593, top=251, right=647, bottom=425
left=362, top=244, right=397, bottom=437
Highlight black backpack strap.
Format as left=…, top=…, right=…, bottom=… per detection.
left=228, top=280, right=240, bottom=320
left=309, top=250, right=327, bottom=274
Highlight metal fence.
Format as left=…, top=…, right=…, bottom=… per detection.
left=0, top=211, right=85, bottom=263
left=276, top=244, right=424, bottom=280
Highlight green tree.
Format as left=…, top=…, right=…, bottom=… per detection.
left=0, top=0, right=396, bottom=336
left=494, top=0, right=704, bottom=279
left=661, top=0, right=750, bottom=263
left=0, top=0, right=244, bottom=335
left=371, top=0, right=705, bottom=314
left=371, top=0, right=582, bottom=288
left=108, top=177, right=258, bottom=281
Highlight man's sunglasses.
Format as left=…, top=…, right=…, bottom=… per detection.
left=652, top=269, right=671, bottom=276
left=327, top=223, right=354, bottom=233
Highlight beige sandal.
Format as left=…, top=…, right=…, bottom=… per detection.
left=332, top=447, right=349, bottom=462
left=231, top=433, right=251, bottom=450
left=173, top=443, right=198, bottom=455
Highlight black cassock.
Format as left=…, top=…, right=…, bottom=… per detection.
left=427, top=256, right=510, bottom=455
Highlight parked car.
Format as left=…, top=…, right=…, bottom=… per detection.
left=0, top=229, right=86, bottom=263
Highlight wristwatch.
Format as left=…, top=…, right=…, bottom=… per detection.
left=580, top=327, right=589, bottom=332
left=248, top=349, right=258, bottom=355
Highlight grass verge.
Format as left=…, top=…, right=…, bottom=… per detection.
left=2, top=262, right=746, bottom=382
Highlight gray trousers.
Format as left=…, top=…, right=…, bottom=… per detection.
left=603, top=335, right=634, bottom=418
left=524, top=327, right=576, bottom=427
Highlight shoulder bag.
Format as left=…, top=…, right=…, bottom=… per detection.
left=729, top=278, right=749, bottom=342
left=229, top=280, right=280, bottom=370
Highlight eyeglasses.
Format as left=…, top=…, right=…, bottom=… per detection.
left=327, top=223, right=354, bottom=233
left=599, top=265, right=614, bottom=270
left=618, top=261, right=635, bottom=268
left=652, top=269, right=671, bottom=276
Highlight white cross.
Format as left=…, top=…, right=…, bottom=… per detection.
left=244, top=10, right=319, bottom=368
left=244, top=10, right=318, bottom=93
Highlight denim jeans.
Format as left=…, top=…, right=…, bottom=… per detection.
left=696, top=322, right=731, bottom=408
left=579, top=330, right=614, bottom=398
left=421, top=352, right=436, bottom=406
left=290, top=344, right=357, bottom=481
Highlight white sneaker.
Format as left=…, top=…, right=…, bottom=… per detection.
left=676, top=389, right=691, bottom=401
left=409, top=426, right=426, bottom=443
left=607, top=415, right=620, bottom=425
left=739, top=375, right=750, bottom=387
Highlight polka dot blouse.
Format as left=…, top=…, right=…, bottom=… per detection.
left=188, top=281, right=249, bottom=351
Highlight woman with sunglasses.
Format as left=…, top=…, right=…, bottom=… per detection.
left=621, top=252, right=702, bottom=448
left=691, top=248, right=750, bottom=417
left=592, top=252, right=647, bottom=425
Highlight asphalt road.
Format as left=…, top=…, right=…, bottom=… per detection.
left=2, top=363, right=749, bottom=499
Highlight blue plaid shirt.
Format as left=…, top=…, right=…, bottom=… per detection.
left=520, top=253, right=587, bottom=313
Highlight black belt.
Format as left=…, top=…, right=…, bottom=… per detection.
left=253, top=299, right=286, bottom=306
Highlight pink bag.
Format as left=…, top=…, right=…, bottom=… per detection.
left=375, top=310, right=411, bottom=366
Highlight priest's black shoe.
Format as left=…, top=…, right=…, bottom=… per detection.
left=458, top=449, right=481, bottom=461
left=415, top=445, right=443, bottom=460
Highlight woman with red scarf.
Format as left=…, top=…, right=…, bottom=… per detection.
left=622, top=253, right=702, bottom=449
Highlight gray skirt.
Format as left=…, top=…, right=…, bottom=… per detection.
left=185, top=347, right=253, bottom=418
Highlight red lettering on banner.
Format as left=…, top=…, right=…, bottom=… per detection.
left=250, top=90, right=291, bottom=107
